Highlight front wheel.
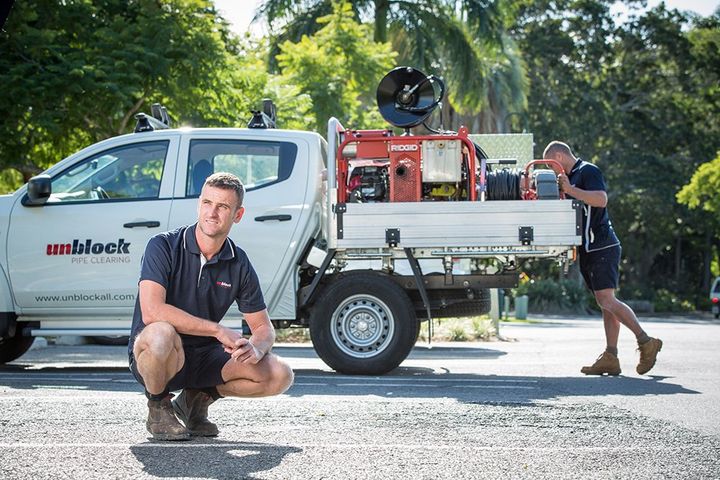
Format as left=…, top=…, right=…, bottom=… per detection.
left=0, top=332, right=35, bottom=364
left=309, top=271, right=419, bottom=375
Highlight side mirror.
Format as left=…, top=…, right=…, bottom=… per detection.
left=26, top=175, right=52, bottom=205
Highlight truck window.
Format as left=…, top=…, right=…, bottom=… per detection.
left=48, top=141, right=168, bottom=203
left=186, top=139, right=297, bottom=196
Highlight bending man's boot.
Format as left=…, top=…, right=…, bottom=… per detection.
left=172, top=388, right=219, bottom=437
left=147, top=394, right=190, bottom=441
left=580, top=352, right=621, bottom=376
left=637, top=338, right=663, bottom=375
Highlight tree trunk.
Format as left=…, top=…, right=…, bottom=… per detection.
left=702, top=230, right=712, bottom=293
left=374, top=0, right=389, bottom=43
left=674, top=234, right=681, bottom=283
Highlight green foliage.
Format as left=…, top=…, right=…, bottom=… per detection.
left=275, top=1, right=396, bottom=132
left=514, top=1, right=720, bottom=308
left=653, top=289, right=695, bottom=313
left=448, top=325, right=469, bottom=342
left=514, top=278, right=591, bottom=314
left=471, top=317, right=495, bottom=340
left=259, top=0, right=528, bottom=131
left=677, top=152, right=720, bottom=218
left=0, top=0, right=280, bottom=191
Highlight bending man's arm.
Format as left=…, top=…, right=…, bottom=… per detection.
left=139, top=279, right=242, bottom=349
left=558, top=173, right=608, bottom=208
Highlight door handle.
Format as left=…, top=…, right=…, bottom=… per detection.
left=254, top=214, right=292, bottom=222
left=123, top=221, right=161, bottom=228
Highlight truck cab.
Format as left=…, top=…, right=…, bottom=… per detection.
left=0, top=125, right=325, bottom=363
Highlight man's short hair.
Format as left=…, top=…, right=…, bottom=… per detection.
left=204, top=172, right=245, bottom=208
left=543, top=141, right=575, bottom=160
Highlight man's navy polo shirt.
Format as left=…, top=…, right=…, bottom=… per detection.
left=129, top=223, right=266, bottom=352
left=567, top=159, right=620, bottom=253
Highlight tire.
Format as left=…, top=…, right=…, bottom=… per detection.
left=414, top=288, right=491, bottom=319
left=309, top=271, right=419, bottom=375
left=0, top=333, right=35, bottom=364
left=91, top=335, right=130, bottom=346
left=430, top=299, right=491, bottom=319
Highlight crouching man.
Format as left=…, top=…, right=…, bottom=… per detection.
left=128, top=172, right=294, bottom=440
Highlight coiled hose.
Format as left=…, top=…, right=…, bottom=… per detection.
left=486, top=169, right=522, bottom=200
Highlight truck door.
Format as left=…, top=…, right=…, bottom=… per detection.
left=168, top=135, right=311, bottom=318
left=7, top=138, right=178, bottom=314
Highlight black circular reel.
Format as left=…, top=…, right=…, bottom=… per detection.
left=376, top=66, right=445, bottom=129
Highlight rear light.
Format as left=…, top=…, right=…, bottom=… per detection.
left=713, top=297, right=720, bottom=304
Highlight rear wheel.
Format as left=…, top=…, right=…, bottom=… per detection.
left=0, top=332, right=35, bottom=364
left=309, top=272, right=418, bottom=375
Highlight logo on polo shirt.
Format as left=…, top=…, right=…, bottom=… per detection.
left=216, top=281, right=232, bottom=288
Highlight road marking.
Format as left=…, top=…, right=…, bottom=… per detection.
left=0, top=442, right=697, bottom=451
left=298, top=375, right=538, bottom=383
left=333, top=383, right=535, bottom=389
left=0, top=374, right=537, bottom=385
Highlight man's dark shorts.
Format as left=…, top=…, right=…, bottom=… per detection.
left=129, top=340, right=231, bottom=391
left=579, top=245, right=621, bottom=292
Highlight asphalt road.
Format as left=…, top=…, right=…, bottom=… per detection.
left=1, top=314, right=719, bottom=479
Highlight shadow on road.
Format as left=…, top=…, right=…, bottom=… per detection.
left=283, top=368, right=699, bottom=404
left=129, top=438, right=301, bottom=480
left=0, top=344, right=699, bottom=404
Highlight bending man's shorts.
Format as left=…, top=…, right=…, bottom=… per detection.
left=579, top=245, right=621, bottom=292
left=129, top=340, right=231, bottom=391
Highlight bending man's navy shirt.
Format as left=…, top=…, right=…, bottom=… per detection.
left=567, top=159, right=620, bottom=253
left=129, top=223, right=266, bottom=354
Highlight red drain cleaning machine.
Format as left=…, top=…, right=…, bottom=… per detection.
left=332, top=66, right=560, bottom=206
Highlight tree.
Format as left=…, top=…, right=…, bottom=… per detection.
left=514, top=1, right=720, bottom=305
left=677, top=152, right=720, bottom=279
left=257, top=0, right=527, bottom=131
left=0, top=0, right=280, bottom=188
left=275, top=1, right=396, bottom=132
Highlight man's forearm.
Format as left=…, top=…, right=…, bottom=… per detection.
left=144, top=303, right=220, bottom=338
left=249, top=324, right=275, bottom=356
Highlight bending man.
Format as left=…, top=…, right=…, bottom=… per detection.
left=544, top=141, right=662, bottom=376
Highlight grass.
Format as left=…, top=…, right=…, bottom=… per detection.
left=274, top=315, right=529, bottom=343
left=418, top=316, right=496, bottom=342
left=275, top=327, right=311, bottom=343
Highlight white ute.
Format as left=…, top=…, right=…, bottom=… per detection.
left=0, top=70, right=581, bottom=374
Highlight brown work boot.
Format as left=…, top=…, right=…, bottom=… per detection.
left=146, top=394, right=190, bottom=441
left=637, top=337, right=663, bottom=375
left=581, top=352, right=621, bottom=376
left=172, top=388, right=219, bottom=437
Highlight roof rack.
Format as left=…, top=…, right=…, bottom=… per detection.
left=247, top=99, right=276, bottom=129
left=134, top=103, right=172, bottom=133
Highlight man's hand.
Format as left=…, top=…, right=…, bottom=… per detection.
left=557, top=173, right=573, bottom=194
left=228, top=338, right=265, bottom=364
left=215, top=325, right=245, bottom=352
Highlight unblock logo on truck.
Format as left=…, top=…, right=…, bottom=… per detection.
left=46, top=239, right=131, bottom=256
left=45, top=239, right=132, bottom=264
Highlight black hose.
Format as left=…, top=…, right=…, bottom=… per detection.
left=486, top=169, right=521, bottom=200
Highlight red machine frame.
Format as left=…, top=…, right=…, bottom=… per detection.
left=335, top=126, right=478, bottom=203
